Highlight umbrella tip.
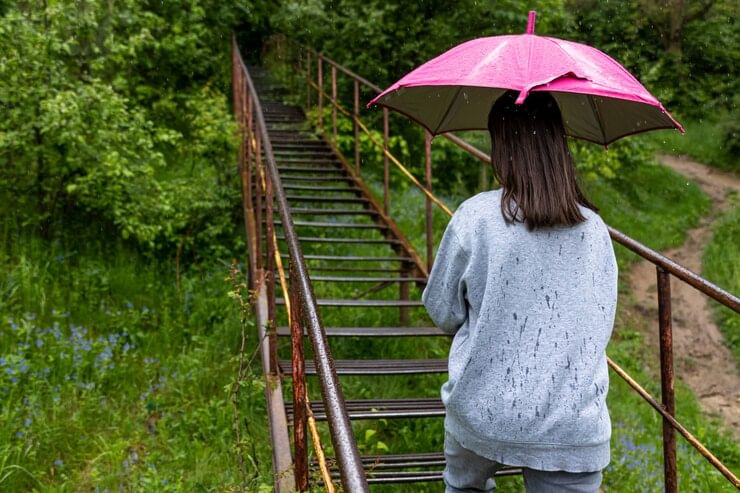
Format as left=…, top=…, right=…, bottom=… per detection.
left=526, top=10, right=537, bottom=34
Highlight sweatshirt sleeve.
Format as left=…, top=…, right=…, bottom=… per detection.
left=421, top=218, right=470, bottom=334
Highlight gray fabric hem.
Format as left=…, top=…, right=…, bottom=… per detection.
left=445, top=415, right=610, bottom=473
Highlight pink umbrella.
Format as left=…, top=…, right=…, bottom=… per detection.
left=367, top=11, right=684, bottom=146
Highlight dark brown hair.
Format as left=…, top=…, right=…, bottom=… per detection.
left=487, top=90, right=597, bottom=230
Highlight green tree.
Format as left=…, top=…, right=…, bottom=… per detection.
left=0, top=0, right=269, bottom=259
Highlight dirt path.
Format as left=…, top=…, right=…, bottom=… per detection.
left=628, top=154, right=740, bottom=436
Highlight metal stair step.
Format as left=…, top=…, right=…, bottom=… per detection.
left=277, top=235, right=396, bottom=244
left=270, top=130, right=316, bottom=138
left=276, top=326, right=446, bottom=337
left=275, top=158, right=339, bottom=164
left=279, top=254, right=409, bottom=262
left=280, top=175, right=353, bottom=182
left=272, top=141, right=327, bottom=147
left=271, top=220, right=387, bottom=229
left=361, top=469, right=520, bottom=484
left=261, top=207, right=373, bottom=215
left=276, top=275, right=426, bottom=283
left=284, top=208, right=377, bottom=216
left=277, top=166, right=344, bottom=173
left=310, top=452, right=521, bottom=483
left=285, top=397, right=445, bottom=421
left=274, top=149, right=334, bottom=155
left=308, top=266, right=407, bottom=273
left=281, top=185, right=362, bottom=192
left=275, top=298, right=423, bottom=307
left=329, top=459, right=519, bottom=484
left=264, top=117, right=304, bottom=123
left=278, top=358, right=447, bottom=375
left=284, top=196, right=369, bottom=203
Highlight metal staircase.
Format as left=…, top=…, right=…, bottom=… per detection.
left=249, top=65, right=495, bottom=486
left=232, top=37, right=740, bottom=493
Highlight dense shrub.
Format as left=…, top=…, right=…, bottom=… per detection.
left=0, top=1, right=273, bottom=259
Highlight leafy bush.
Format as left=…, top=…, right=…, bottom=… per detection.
left=0, top=1, right=259, bottom=257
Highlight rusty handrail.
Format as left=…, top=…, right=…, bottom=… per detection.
left=232, top=36, right=369, bottom=493
left=267, top=37, right=740, bottom=491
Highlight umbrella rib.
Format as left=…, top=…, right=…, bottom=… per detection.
left=434, top=86, right=463, bottom=133
left=587, top=94, right=607, bottom=144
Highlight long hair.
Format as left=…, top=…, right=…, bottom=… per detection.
left=487, top=90, right=597, bottom=230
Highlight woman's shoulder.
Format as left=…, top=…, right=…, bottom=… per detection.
left=448, top=189, right=505, bottom=243
left=454, top=189, right=503, bottom=217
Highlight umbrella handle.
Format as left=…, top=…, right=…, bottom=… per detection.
left=526, top=10, right=537, bottom=35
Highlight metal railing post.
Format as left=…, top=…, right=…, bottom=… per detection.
left=354, top=79, right=361, bottom=174
left=254, top=129, right=263, bottom=269
left=424, top=130, right=434, bottom=273
left=383, top=108, right=390, bottom=215
left=242, top=89, right=258, bottom=292
left=657, top=267, right=677, bottom=493
left=245, top=95, right=257, bottom=289
left=399, top=261, right=411, bottom=326
left=289, top=269, right=309, bottom=491
left=266, top=171, right=278, bottom=375
left=317, top=57, right=323, bottom=133
left=331, top=65, right=337, bottom=144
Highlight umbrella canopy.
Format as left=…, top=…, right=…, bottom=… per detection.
left=367, top=11, right=684, bottom=146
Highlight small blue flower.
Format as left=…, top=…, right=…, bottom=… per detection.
left=36, top=339, right=44, bottom=348
left=23, top=418, right=32, bottom=427
left=15, top=431, right=24, bottom=438
left=54, top=459, right=64, bottom=468
left=618, top=435, right=638, bottom=452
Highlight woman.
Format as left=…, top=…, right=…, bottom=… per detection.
left=422, top=89, right=618, bottom=493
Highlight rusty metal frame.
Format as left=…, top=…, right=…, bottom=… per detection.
left=270, top=37, right=740, bottom=492
left=232, top=36, right=369, bottom=493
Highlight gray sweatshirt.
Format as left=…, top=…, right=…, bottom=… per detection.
left=422, top=188, right=618, bottom=472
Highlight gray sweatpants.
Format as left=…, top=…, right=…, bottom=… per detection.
left=444, top=432, right=603, bottom=493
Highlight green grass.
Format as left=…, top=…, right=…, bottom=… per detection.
left=0, top=216, right=273, bottom=491
left=641, top=117, right=738, bottom=175
left=702, top=194, right=740, bottom=364
left=583, top=154, right=712, bottom=270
